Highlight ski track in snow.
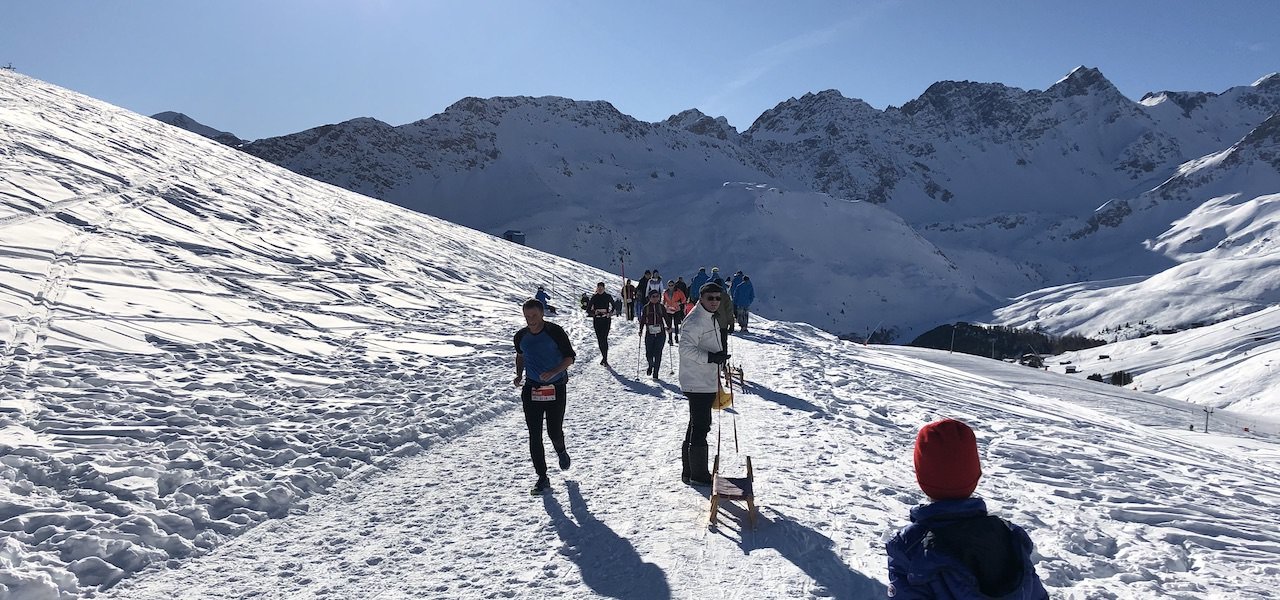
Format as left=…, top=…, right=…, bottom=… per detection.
left=2, top=70, right=1279, bottom=599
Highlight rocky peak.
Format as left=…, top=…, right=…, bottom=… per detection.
left=1139, top=90, right=1214, bottom=116
left=1047, top=66, right=1123, bottom=99
left=897, top=80, right=1038, bottom=134
left=664, top=109, right=738, bottom=140
left=745, top=89, right=880, bottom=137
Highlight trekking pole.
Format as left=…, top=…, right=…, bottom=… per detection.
left=668, top=335, right=675, bottom=375
left=636, top=331, right=642, bottom=378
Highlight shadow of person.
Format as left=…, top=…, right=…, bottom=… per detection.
left=741, top=381, right=825, bottom=414
left=724, top=507, right=887, bottom=599
left=543, top=481, right=672, bottom=599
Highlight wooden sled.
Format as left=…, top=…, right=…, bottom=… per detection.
left=709, top=454, right=756, bottom=529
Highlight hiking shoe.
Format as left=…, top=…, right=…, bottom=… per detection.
left=531, top=475, right=551, bottom=495
left=557, top=451, right=571, bottom=471
left=686, top=475, right=712, bottom=487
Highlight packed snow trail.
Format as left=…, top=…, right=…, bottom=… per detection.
left=107, top=318, right=890, bottom=599
left=108, top=319, right=1280, bottom=599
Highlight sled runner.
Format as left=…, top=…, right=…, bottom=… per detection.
left=709, top=362, right=757, bottom=529
left=710, top=455, right=756, bottom=528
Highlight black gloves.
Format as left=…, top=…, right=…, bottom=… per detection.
left=707, top=351, right=730, bottom=364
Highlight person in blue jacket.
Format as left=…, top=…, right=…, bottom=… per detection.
left=535, top=286, right=553, bottom=313
left=886, top=419, right=1049, bottom=599
left=513, top=299, right=576, bottom=495
left=690, top=268, right=709, bottom=303
left=731, top=275, right=754, bottom=333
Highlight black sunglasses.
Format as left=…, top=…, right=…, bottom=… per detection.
left=702, top=295, right=722, bottom=301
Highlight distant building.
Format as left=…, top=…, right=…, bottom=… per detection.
left=503, top=230, right=525, bottom=245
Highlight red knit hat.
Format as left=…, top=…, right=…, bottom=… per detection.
left=913, top=419, right=982, bottom=500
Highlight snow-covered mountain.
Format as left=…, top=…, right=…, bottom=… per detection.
left=4, top=70, right=1280, bottom=600
left=150, top=111, right=245, bottom=147
left=242, top=96, right=993, bottom=341
left=991, top=111, right=1280, bottom=338
left=238, top=67, right=1280, bottom=341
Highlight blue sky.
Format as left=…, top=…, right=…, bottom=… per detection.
left=4, top=1, right=1277, bottom=140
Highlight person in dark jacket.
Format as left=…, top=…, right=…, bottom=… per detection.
left=886, top=419, right=1049, bottom=599
left=638, top=289, right=667, bottom=378
left=588, top=282, right=615, bottom=367
left=513, top=299, right=576, bottom=494
left=636, top=271, right=652, bottom=318
left=621, top=279, right=637, bottom=321
left=731, top=276, right=754, bottom=333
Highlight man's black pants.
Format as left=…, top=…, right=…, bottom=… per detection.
left=592, top=317, right=611, bottom=362
left=522, top=380, right=567, bottom=477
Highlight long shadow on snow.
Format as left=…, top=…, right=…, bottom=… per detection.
left=741, top=381, right=826, bottom=414
left=726, top=507, right=886, bottom=599
left=606, top=366, right=682, bottom=398
left=543, top=481, right=671, bottom=599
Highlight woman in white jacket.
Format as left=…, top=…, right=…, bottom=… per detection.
left=678, top=282, right=729, bottom=486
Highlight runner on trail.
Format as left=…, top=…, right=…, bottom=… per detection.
left=513, top=299, right=576, bottom=494
left=588, top=282, right=615, bottom=367
left=638, top=289, right=667, bottom=378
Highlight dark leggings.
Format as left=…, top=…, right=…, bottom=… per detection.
left=663, top=310, right=682, bottom=339
left=644, top=333, right=665, bottom=372
left=592, top=317, right=611, bottom=362
left=522, top=381, right=567, bottom=476
left=683, top=392, right=714, bottom=449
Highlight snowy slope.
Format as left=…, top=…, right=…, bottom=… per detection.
left=4, top=71, right=1280, bottom=599
left=1046, top=305, right=1280, bottom=416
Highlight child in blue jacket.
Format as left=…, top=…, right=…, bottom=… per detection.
left=886, top=419, right=1049, bottom=599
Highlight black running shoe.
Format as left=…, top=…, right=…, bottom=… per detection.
left=557, top=451, right=571, bottom=471
left=531, top=475, right=551, bottom=495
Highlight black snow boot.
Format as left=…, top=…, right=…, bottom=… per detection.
left=531, top=475, right=551, bottom=495
left=557, top=450, right=571, bottom=471
left=681, top=443, right=691, bottom=483
left=687, top=445, right=712, bottom=487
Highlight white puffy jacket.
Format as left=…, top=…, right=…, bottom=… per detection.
left=679, top=303, right=723, bottom=393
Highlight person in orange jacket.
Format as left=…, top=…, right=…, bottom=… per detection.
left=662, top=280, right=687, bottom=344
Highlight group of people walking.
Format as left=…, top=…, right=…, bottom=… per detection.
left=512, top=271, right=1046, bottom=598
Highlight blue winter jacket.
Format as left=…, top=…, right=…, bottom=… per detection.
left=690, top=272, right=709, bottom=297
left=732, top=281, right=754, bottom=307
left=886, top=498, right=1048, bottom=600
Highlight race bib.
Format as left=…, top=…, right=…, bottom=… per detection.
left=647, top=324, right=664, bottom=335
left=532, top=385, right=557, bottom=400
